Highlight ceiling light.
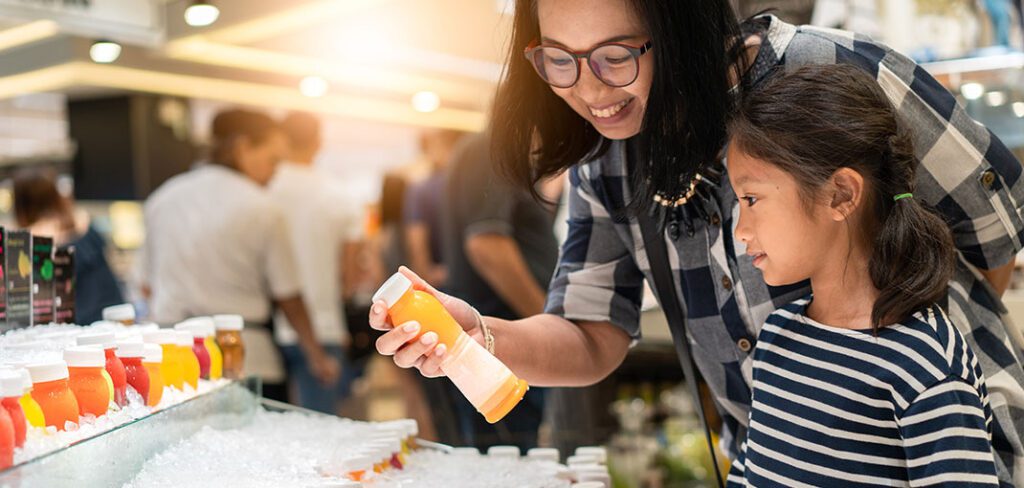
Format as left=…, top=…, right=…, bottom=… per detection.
left=412, top=91, right=440, bottom=113
left=1013, top=102, right=1024, bottom=118
left=985, top=91, right=1007, bottom=107
left=185, top=1, right=220, bottom=27
left=960, top=82, right=985, bottom=100
left=299, top=76, right=328, bottom=98
left=89, top=40, right=121, bottom=64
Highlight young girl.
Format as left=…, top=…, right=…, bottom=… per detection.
left=725, top=64, right=999, bottom=487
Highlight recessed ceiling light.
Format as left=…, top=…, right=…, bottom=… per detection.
left=960, top=82, right=985, bottom=100
left=89, top=40, right=121, bottom=64
left=185, top=1, right=220, bottom=27
left=412, top=91, right=440, bottom=113
left=299, top=76, right=328, bottom=98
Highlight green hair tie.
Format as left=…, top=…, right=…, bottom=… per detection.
left=893, top=193, right=913, bottom=202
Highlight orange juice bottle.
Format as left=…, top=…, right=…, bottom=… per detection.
left=142, top=344, right=165, bottom=407
left=63, top=347, right=112, bottom=417
left=0, top=372, right=26, bottom=449
left=144, top=330, right=183, bottom=390
left=76, top=331, right=128, bottom=407
left=175, top=331, right=201, bottom=389
left=27, top=361, right=80, bottom=430
left=373, top=273, right=528, bottom=424
left=213, top=315, right=245, bottom=380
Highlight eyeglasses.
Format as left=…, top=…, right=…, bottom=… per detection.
left=524, top=40, right=652, bottom=89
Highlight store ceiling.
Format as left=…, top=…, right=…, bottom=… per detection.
left=0, top=0, right=514, bottom=131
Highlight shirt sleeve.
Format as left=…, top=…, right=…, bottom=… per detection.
left=262, top=203, right=302, bottom=299
left=726, top=440, right=749, bottom=487
left=869, top=47, right=1024, bottom=270
left=458, top=163, right=516, bottom=239
left=898, top=377, right=999, bottom=487
left=543, top=165, right=646, bottom=338
left=403, top=182, right=425, bottom=225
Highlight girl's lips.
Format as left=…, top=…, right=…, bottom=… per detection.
left=750, top=252, right=766, bottom=267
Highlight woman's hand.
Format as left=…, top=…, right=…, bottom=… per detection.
left=370, top=266, right=480, bottom=377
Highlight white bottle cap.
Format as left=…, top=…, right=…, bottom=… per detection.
left=27, top=360, right=70, bottom=383
left=174, top=330, right=194, bottom=347
left=0, top=371, right=22, bottom=398
left=116, top=340, right=146, bottom=358
left=451, top=447, right=480, bottom=457
left=487, top=445, right=521, bottom=459
left=575, top=446, right=608, bottom=464
left=11, top=368, right=32, bottom=393
left=134, top=323, right=160, bottom=333
left=372, top=272, right=412, bottom=309
left=143, top=343, right=163, bottom=363
left=77, top=331, right=116, bottom=349
left=102, top=304, right=136, bottom=322
left=213, top=314, right=244, bottom=331
left=567, top=454, right=601, bottom=467
left=63, top=346, right=106, bottom=368
left=143, top=330, right=176, bottom=345
left=175, top=319, right=214, bottom=339
left=527, top=447, right=560, bottom=463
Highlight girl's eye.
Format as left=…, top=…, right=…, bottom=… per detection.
left=741, top=196, right=758, bottom=207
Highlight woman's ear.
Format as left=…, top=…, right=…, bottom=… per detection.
left=828, top=167, right=865, bottom=221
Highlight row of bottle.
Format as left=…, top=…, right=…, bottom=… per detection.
left=0, top=315, right=247, bottom=471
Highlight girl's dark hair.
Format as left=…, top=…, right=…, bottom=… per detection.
left=12, top=167, right=73, bottom=230
left=209, top=109, right=279, bottom=168
left=728, top=64, right=955, bottom=328
left=491, top=0, right=748, bottom=212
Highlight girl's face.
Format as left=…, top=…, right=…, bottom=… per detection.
left=727, top=143, right=841, bottom=287
left=536, top=0, right=653, bottom=140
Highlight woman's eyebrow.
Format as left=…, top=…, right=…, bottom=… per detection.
left=539, top=34, right=639, bottom=49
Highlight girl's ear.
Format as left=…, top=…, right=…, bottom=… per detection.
left=828, top=167, right=865, bottom=222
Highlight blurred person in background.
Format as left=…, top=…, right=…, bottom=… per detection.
left=378, top=174, right=408, bottom=275
left=269, top=111, right=362, bottom=414
left=13, top=167, right=123, bottom=323
left=137, top=108, right=338, bottom=399
left=434, top=130, right=562, bottom=450
left=403, top=129, right=465, bottom=288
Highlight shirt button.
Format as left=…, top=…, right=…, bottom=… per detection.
left=721, top=275, right=733, bottom=291
left=981, top=170, right=997, bottom=189
left=710, top=213, right=721, bottom=226
left=738, top=338, right=753, bottom=353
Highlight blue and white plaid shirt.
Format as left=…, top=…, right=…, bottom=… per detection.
left=544, top=16, right=1024, bottom=486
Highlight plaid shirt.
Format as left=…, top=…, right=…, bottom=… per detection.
left=545, top=16, right=1024, bottom=486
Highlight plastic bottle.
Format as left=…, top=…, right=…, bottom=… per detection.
left=77, top=331, right=128, bottom=407
left=9, top=368, right=44, bottom=428
left=63, top=346, right=112, bottom=417
left=373, top=273, right=528, bottom=423
left=173, top=331, right=201, bottom=389
left=213, top=315, right=245, bottom=380
left=0, top=372, right=26, bottom=449
left=27, top=361, right=80, bottom=430
left=116, top=341, right=150, bottom=404
left=142, top=344, right=164, bottom=407
left=143, top=330, right=183, bottom=390
left=0, top=393, right=12, bottom=470
left=175, top=320, right=212, bottom=380
left=102, top=303, right=136, bottom=326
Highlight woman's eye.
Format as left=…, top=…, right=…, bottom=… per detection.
left=741, top=196, right=758, bottom=207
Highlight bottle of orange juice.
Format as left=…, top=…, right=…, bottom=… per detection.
left=26, top=361, right=80, bottom=430
left=63, top=346, right=112, bottom=417
left=174, top=331, right=201, bottom=389
left=373, top=272, right=528, bottom=424
left=142, top=344, right=165, bottom=407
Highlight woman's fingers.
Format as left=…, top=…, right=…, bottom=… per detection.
left=417, top=343, right=447, bottom=377
left=393, top=332, right=439, bottom=369
left=368, top=300, right=394, bottom=331
left=375, top=321, right=420, bottom=355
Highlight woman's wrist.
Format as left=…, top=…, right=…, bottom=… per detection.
left=471, top=306, right=495, bottom=355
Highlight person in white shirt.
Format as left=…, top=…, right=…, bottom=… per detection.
left=269, top=112, right=361, bottom=413
left=138, top=108, right=339, bottom=388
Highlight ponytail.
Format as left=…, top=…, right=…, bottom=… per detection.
left=868, top=130, right=955, bottom=327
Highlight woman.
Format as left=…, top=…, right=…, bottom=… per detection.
left=373, top=1, right=1024, bottom=484
left=13, top=167, right=123, bottom=324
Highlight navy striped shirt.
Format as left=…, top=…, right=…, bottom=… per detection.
left=727, top=297, right=998, bottom=487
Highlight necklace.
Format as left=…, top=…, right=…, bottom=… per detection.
left=627, top=138, right=723, bottom=238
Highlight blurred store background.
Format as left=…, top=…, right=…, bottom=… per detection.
left=0, top=0, right=1019, bottom=486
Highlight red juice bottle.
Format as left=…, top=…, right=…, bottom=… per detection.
left=115, top=341, right=150, bottom=404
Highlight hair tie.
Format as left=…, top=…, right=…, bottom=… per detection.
left=893, top=193, right=913, bottom=202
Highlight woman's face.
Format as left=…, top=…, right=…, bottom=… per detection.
left=235, top=130, right=287, bottom=186
left=537, top=0, right=653, bottom=140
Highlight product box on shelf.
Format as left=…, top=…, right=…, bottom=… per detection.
left=4, top=230, right=31, bottom=329
left=31, top=236, right=54, bottom=326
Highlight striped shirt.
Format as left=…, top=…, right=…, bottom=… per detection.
left=543, top=15, right=1024, bottom=485
left=726, top=297, right=999, bottom=487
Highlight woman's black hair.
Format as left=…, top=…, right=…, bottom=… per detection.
left=209, top=108, right=279, bottom=169
left=491, top=0, right=749, bottom=213
left=728, top=64, right=955, bottom=329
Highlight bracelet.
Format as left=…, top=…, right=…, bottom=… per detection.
left=472, top=306, right=495, bottom=355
